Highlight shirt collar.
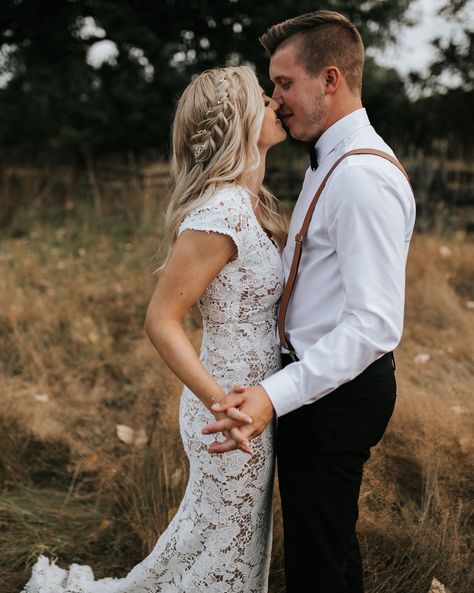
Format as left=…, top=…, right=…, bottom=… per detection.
left=315, top=108, right=370, bottom=165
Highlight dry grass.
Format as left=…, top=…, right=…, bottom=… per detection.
left=0, top=210, right=473, bottom=592
left=358, top=233, right=474, bottom=593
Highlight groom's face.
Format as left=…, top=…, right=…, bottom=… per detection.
left=269, top=41, right=328, bottom=142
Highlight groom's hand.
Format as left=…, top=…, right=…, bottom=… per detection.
left=203, top=385, right=275, bottom=454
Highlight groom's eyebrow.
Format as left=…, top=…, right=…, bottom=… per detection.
left=272, top=75, right=289, bottom=83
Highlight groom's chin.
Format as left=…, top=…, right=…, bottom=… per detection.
left=283, top=123, right=309, bottom=142
left=281, top=124, right=299, bottom=140
left=288, top=129, right=309, bottom=142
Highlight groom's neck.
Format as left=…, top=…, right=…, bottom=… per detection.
left=322, top=94, right=363, bottom=137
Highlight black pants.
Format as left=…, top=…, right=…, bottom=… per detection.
left=277, top=352, right=396, bottom=593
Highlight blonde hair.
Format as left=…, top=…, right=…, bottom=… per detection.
left=260, top=10, right=365, bottom=94
left=161, top=65, right=287, bottom=263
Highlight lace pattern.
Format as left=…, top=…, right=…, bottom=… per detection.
left=22, top=185, right=284, bottom=593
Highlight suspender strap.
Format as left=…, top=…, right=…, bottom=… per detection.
left=277, top=148, right=412, bottom=354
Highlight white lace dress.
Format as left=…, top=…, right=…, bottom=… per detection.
left=22, top=185, right=284, bottom=593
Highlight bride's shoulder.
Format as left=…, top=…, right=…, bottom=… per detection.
left=202, top=184, right=247, bottom=210
left=178, top=185, right=249, bottom=238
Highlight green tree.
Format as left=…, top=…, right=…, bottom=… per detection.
left=362, top=57, right=414, bottom=151
left=407, top=0, right=474, bottom=154
left=0, top=0, right=415, bottom=159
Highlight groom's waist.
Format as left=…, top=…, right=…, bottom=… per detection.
left=281, top=351, right=395, bottom=373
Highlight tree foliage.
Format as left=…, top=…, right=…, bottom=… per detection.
left=0, top=0, right=415, bottom=160
left=406, top=0, right=474, bottom=154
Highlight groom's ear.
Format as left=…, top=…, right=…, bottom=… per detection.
left=323, top=66, right=341, bottom=94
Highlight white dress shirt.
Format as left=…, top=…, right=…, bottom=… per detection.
left=261, top=108, right=416, bottom=417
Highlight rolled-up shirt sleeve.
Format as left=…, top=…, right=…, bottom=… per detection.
left=261, top=163, right=412, bottom=417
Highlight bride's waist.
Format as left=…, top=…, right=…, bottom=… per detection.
left=202, top=318, right=276, bottom=329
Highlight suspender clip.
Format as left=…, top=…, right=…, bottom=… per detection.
left=295, top=233, right=303, bottom=244
left=287, top=351, right=299, bottom=362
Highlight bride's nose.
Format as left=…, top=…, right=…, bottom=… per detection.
left=269, top=97, right=279, bottom=111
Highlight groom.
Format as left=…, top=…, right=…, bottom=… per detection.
left=203, top=10, right=415, bottom=593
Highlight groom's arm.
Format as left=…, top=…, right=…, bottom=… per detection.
left=261, top=163, right=415, bottom=417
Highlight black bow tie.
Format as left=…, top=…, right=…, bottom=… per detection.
left=307, top=141, right=318, bottom=171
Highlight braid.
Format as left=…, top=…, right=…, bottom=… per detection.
left=191, top=72, right=237, bottom=164
left=161, top=64, right=288, bottom=269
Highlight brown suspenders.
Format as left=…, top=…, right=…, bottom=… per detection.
left=277, top=148, right=412, bottom=354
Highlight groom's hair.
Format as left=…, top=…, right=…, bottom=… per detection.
left=259, top=10, right=364, bottom=94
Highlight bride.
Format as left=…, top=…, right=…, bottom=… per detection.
left=22, top=65, right=287, bottom=592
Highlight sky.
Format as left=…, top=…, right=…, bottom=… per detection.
left=369, top=0, right=473, bottom=78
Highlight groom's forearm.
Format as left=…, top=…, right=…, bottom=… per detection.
left=261, top=313, right=401, bottom=418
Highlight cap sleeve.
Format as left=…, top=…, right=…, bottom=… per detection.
left=178, top=190, right=248, bottom=257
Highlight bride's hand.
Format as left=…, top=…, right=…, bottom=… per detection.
left=208, top=388, right=253, bottom=429
left=204, top=385, right=274, bottom=454
left=210, top=410, right=252, bottom=455
left=208, top=388, right=254, bottom=454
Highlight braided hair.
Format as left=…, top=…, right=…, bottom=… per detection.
left=160, top=66, right=287, bottom=266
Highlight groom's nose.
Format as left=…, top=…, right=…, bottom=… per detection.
left=271, top=88, right=284, bottom=106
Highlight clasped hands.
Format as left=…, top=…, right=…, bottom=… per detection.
left=203, top=385, right=274, bottom=455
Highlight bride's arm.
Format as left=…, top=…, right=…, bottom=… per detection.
left=144, top=229, right=249, bottom=421
left=189, top=303, right=203, bottom=327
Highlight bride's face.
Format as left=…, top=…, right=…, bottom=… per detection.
left=257, top=89, right=287, bottom=150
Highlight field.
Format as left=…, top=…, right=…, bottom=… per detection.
left=0, top=203, right=473, bottom=592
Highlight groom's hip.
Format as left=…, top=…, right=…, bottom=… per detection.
left=277, top=351, right=396, bottom=451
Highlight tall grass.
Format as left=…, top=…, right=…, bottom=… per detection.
left=0, top=210, right=472, bottom=592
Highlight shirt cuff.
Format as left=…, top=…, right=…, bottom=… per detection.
left=260, top=368, right=302, bottom=417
